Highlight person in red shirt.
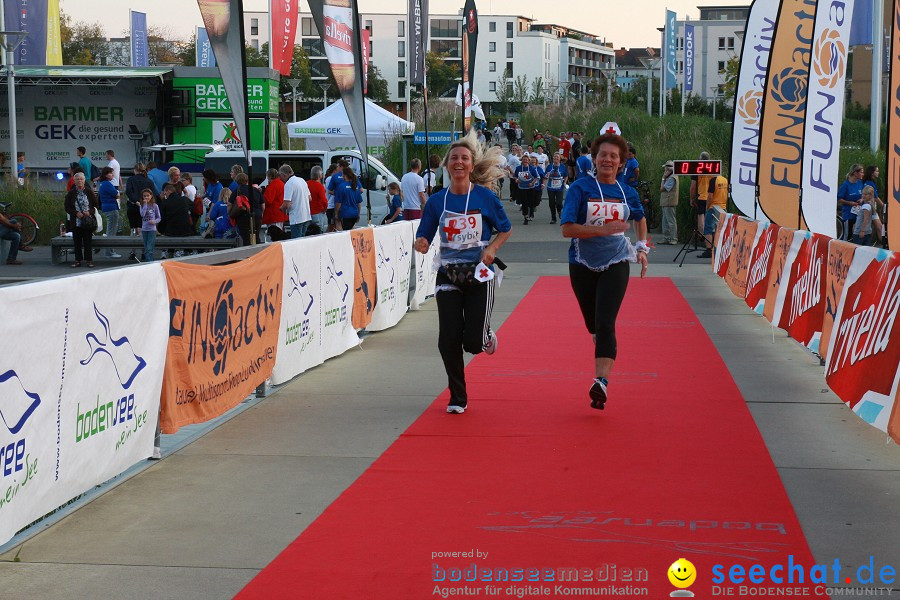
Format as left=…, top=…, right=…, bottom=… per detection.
left=262, top=167, right=287, bottom=241
left=308, top=165, right=328, bottom=234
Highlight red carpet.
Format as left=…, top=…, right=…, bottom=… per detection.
left=239, top=277, right=827, bottom=599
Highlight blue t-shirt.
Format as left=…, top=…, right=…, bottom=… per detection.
left=209, top=201, right=230, bottom=237
left=863, top=180, right=879, bottom=198
left=229, top=180, right=240, bottom=194
left=618, top=157, right=639, bottom=188
left=204, top=181, right=223, bottom=205
left=98, top=180, right=119, bottom=212
left=416, top=184, right=512, bottom=266
left=78, top=157, right=93, bottom=180
left=561, top=177, right=644, bottom=268
left=390, top=194, right=404, bottom=221
left=327, top=172, right=345, bottom=195
left=335, top=180, right=363, bottom=219
left=838, top=179, right=864, bottom=220
left=147, top=168, right=168, bottom=194
left=515, top=165, right=544, bottom=190
left=546, top=164, right=567, bottom=191
left=576, top=155, right=593, bottom=180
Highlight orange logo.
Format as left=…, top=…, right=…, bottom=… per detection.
left=737, top=90, right=764, bottom=126
left=812, top=29, right=846, bottom=88
left=770, top=67, right=808, bottom=112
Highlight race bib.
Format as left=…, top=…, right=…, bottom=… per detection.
left=850, top=205, right=860, bottom=216
left=442, top=212, right=483, bottom=249
left=587, top=200, right=629, bottom=236
left=549, top=177, right=564, bottom=190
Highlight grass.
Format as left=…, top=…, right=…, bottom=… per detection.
left=2, top=184, right=70, bottom=245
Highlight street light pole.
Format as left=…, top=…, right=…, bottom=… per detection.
left=319, top=83, right=331, bottom=111
left=287, top=78, right=301, bottom=122
left=639, top=55, right=661, bottom=117
left=0, top=22, right=26, bottom=184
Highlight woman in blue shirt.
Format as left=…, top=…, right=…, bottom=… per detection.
left=414, top=132, right=512, bottom=414
left=560, top=133, right=649, bottom=410
left=544, top=152, right=568, bottom=224
left=514, top=155, right=544, bottom=225
left=334, top=167, right=363, bottom=231
left=837, top=164, right=864, bottom=241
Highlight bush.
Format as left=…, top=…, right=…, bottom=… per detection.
left=2, top=184, right=69, bottom=245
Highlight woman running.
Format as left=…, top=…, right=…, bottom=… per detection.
left=414, top=132, right=512, bottom=414
left=560, top=133, right=649, bottom=410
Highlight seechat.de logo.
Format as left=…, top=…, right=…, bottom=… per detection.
left=770, top=66, right=809, bottom=112
left=812, top=29, right=846, bottom=89
left=737, top=90, right=764, bottom=126
left=667, top=558, right=697, bottom=597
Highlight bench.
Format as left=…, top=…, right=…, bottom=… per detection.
left=50, top=235, right=242, bottom=264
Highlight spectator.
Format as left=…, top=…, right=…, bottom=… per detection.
left=262, top=167, right=287, bottom=241
left=0, top=210, right=30, bottom=264
left=690, top=151, right=712, bottom=236
left=279, top=164, right=313, bottom=238
left=158, top=182, right=194, bottom=238
left=167, top=166, right=181, bottom=186
left=125, top=163, right=155, bottom=259
left=98, top=166, right=122, bottom=259
left=326, top=159, right=350, bottom=226
left=837, top=164, right=865, bottom=241
left=76, top=146, right=93, bottom=184
left=64, top=172, right=99, bottom=268
left=334, top=167, right=363, bottom=231
left=227, top=186, right=253, bottom=246
left=384, top=181, right=404, bottom=224
left=209, top=188, right=232, bottom=238
left=16, top=152, right=25, bottom=186
left=147, top=161, right=167, bottom=194
left=201, top=169, right=223, bottom=232
left=139, top=188, right=161, bottom=262
left=181, top=172, right=201, bottom=233
left=145, top=109, right=159, bottom=145
left=852, top=185, right=875, bottom=246
left=106, top=150, right=121, bottom=188
left=401, top=158, right=427, bottom=220
left=66, top=162, right=83, bottom=192
left=234, top=173, right=264, bottom=243
left=659, top=161, right=679, bottom=244
left=308, top=165, right=328, bottom=234
left=228, top=164, right=244, bottom=193
left=422, top=153, right=442, bottom=195
left=862, top=165, right=885, bottom=246
left=700, top=174, right=729, bottom=258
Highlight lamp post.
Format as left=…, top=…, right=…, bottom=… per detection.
left=639, top=55, right=661, bottom=116
left=319, top=82, right=331, bottom=111
left=0, top=22, right=27, bottom=184
left=286, top=78, right=301, bottom=122
left=601, top=67, right=616, bottom=106
left=710, top=85, right=720, bottom=120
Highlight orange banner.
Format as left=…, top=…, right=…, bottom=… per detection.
left=763, top=227, right=796, bottom=324
left=745, top=223, right=781, bottom=313
left=757, top=0, right=817, bottom=229
left=160, top=245, right=283, bottom=434
left=725, top=218, right=762, bottom=298
left=820, top=240, right=856, bottom=361
left=889, top=0, right=900, bottom=250
left=351, top=228, right=377, bottom=330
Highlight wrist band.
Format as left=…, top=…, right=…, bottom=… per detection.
left=635, top=240, right=650, bottom=254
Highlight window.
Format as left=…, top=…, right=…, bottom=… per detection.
left=490, top=21, right=496, bottom=32
left=250, top=18, right=258, bottom=36
left=727, top=36, right=735, bottom=49
left=301, top=17, right=317, bottom=37
left=506, top=81, right=513, bottom=95
left=718, top=37, right=726, bottom=50
left=489, top=61, right=496, bottom=72
left=251, top=38, right=259, bottom=50
left=489, top=42, right=496, bottom=52
left=398, top=81, right=406, bottom=98
left=431, top=19, right=462, bottom=38
left=365, top=20, right=372, bottom=31
left=506, top=42, right=513, bottom=58
left=398, top=61, right=406, bottom=78
left=431, top=40, right=462, bottom=57
left=309, top=59, right=329, bottom=78
left=398, top=20, right=405, bottom=37
left=506, top=62, right=513, bottom=76
left=717, top=60, right=726, bottom=73
left=302, top=38, right=324, bottom=57
left=398, top=40, right=405, bottom=57
left=506, top=21, right=513, bottom=38
left=489, top=82, right=496, bottom=92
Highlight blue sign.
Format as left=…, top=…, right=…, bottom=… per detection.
left=665, top=10, right=678, bottom=90
left=413, top=131, right=457, bottom=145
left=197, top=27, right=216, bottom=68
left=131, top=11, right=149, bottom=67
left=684, top=24, right=694, bottom=92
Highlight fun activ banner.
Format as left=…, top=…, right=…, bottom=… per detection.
left=712, top=210, right=737, bottom=277
left=0, top=266, right=168, bottom=546
left=368, top=222, right=414, bottom=331
left=160, top=245, right=283, bottom=434
left=410, top=220, right=438, bottom=310
left=763, top=226, right=797, bottom=323
left=888, top=0, right=900, bottom=251
left=351, top=228, right=378, bottom=330
left=408, top=0, right=428, bottom=85
left=4, top=0, right=48, bottom=65
left=799, top=0, right=853, bottom=237
left=772, top=231, right=829, bottom=352
left=725, top=217, right=765, bottom=299
left=820, top=239, right=858, bottom=361
left=461, top=0, right=478, bottom=130
left=270, top=233, right=359, bottom=385
left=730, top=0, right=780, bottom=218
left=130, top=11, right=149, bottom=67
left=825, top=248, right=900, bottom=442
left=757, top=0, right=818, bottom=229
left=197, top=27, right=217, bottom=67
left=271, top=0, right=299, bottom=76
left=745, top=222, right=782, bottom=314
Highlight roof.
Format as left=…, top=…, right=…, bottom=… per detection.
left=0, top=66, right=171, bottom=86
left=614, top=48, right=661, bottom=68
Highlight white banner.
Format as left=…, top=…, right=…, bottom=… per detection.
left=0, top=265, right=168, bottom=545
left=410, top=220, right=438, bottom=310
left=730, top=0, right=780, bottom=218
left=270, top=232, right=359, bottom=385
left=368, top=222, right=414, bottom=331
left=800, top=0, right=853, bottom=237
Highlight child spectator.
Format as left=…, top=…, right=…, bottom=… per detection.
left=138, top=188, right=160, bottom=262
left=384, top=182, right=404, bottom=224
left=851, top=185, right=875, bottom=246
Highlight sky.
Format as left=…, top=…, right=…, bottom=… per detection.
left=60, top=0, right=750, bottom=49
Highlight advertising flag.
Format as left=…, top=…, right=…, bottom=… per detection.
left=849, top=0, right=873, bottom=45
left=4, top=0, right=48, bottom=65
left=408, top=0, right=429, bottom=85
left=820, top=239, right=857, bottom=361
left=757, top=0, right=818, bottom=229
left=131, top=11, right=149, bottom=67
left=800, top=0, right=853, bottom=237
left=665, top=10, right=677, bottom=90
left=362, top=29, right=370, bottom=94
left=744, top=222, right=782, bottom=313
left=271, top=0, right=299, bottom=76
left=196, top=0, right=251, bottom=160
left=889, top=0, right=900, bottom=250
left=763, top=226, right=796, bottom=323
left=684, top=24, right=694, bottom=92
left=461, top=0, right=479, bottom=130
left=45, top=0, right=62, bottom=65
left=773, top=231, right=829, bottom=352
left=729, top=0, right=780, bottom=218
left=725, top=217, right=765, bottom=298
left=197, top=26, right=216, bottom=67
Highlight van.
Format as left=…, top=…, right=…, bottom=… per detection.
left=204, top=149, right=400, bottom=225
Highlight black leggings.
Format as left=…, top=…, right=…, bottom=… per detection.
left=569, top=261, right=630, bottom=359
left=547, top=189, right=564, bottom=220
left=521, top=187, right=540, bottom=218
left=435, top=271, right=496, bottom=404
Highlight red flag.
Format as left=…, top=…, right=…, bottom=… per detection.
left=271, top=0, right=299, bottom=76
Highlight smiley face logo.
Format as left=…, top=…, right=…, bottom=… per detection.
left=668, top=558, right=697, bottom=589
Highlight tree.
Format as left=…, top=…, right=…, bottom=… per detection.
left=175, top=32, right=197, bottom=67
left=366, top=65, right=390, bottom=103
left=722, top=55, right=740, bottom=104
left=425, top=51, right=460, bottom=99
left=60, top=10, right=109, bottom=65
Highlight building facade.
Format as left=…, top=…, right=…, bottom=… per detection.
left=673, top=5, right=749, bottom=101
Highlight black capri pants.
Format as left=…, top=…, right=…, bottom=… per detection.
left=569, top=261, right=630, bottom=359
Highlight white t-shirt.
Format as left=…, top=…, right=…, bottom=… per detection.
left=284, top=175, right=311, bottom=225
left=401, top=171, right=425, bottom=210
left=506, top=154, right=521, bottom=175
left=422, top=169, right=437, bottom=190
left=182, top=183, right=197, bottom=201
left=534, top=152, right=548, bottom=169
left=108, top=158, right=121, bottom=186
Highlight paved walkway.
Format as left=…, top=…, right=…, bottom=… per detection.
left=0, top=204, right=897, bottom=599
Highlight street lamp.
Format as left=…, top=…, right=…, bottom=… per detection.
left=0, top=24, right=27, bottom=185
left=601, top=67, right=616, bottom=106
left=710, top=85, right=721, bottom=120
left=639, top=55, right=661, bottom=116
left=286, top=78, right=301, bottom=122
left=319, top=82, right=331, bottom=111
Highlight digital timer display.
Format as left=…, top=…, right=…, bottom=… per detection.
left=673, top=160, right=722, bottom=175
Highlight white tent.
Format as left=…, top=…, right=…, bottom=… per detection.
left=286, top=98, right=414, bottom=157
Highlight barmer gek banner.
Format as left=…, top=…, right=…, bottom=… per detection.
left=4, top=0, right=48, bottom=65
left=407, top=0, right=428, bottom=85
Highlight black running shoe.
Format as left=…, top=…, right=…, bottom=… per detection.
left=589, top=378, right=607, bottom=410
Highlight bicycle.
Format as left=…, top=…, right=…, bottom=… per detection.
left=636, top=181, right=661, bottom=231
left=0, top=201, right=39, bottom=247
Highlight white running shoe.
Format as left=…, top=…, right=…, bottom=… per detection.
left=484, top=330, right=498, bottom=355
left=446, top=401, right=467, bottom=414
left=149, top=446, right=162, bottom=460
left=107, top=252, right=123, bottom=259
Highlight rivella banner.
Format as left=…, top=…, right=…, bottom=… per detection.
left=800, top=0, right=853, bottom=237
left=825, top=248, right=900, bottom=442
left=757, top=0, right=818, bottom=229
left=725, top=217, right=765, bottom=299
left=763, top=226, right=797, bottom=324
left=271, top=0, right=299, bottom=76
left=270, top=233, right=359, bottom=385
left=730, top=0, right=780, bottom=218
left=745, top=222, right=782, bottom=314
left=160, top=245, right=283, bottom=434
left=820, top=239, right=858, bottom=362
left=0, top=265, right=168, bottom=546
left=351, top=228, right=378, bottom=330
left=772, top=231, right=829, bottom=353
left=712, top=211, right=737, bottom=277
left=368, top=222, right=414, bottom=332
